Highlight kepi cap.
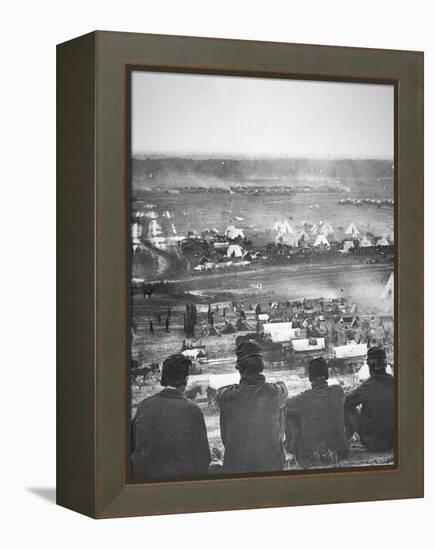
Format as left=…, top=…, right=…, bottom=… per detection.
left=236, top=340, right=263, bottom=364
left=367, top=346, right=387, bottom=362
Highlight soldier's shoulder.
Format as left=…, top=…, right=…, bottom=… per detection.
left=184, top=398, right=205, bottom=416
left=371, top=373, right=394, bottom=387
left=362, top=376, right=381, bottom=388
left=134, top=392, right=160, bottom=413
left=286, top=388, right=311, bottom=405
left=216, top=384, right=240, bottom=400
left=265, top=380, right=288, bottom=394
left=267, top=380, right=287, bottom=388
left=329, top=383, right=345, bottom=395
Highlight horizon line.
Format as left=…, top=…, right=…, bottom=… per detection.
left=132, top=152, right=394, bottom=161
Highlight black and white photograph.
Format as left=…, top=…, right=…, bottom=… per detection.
left=129, top=71, right=395, bottom=481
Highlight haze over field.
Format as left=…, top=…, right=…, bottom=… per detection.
left=132, top=156, right=393, bottom=191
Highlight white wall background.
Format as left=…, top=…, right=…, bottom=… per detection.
left=1, top=0, right=432, bottom=547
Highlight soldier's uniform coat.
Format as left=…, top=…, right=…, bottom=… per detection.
left=216, top=373, right=288, bottom=474
left=344, top=373, right=394, bottom=452
left=132, top=388, right=210, bottom=480
left=285, top=381, right=349, bottom=467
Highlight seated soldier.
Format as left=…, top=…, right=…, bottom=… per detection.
left=216, top=340, right=288, bottom=474
left=285, top=357, right=349, bottom=468
left=131, top=353, right=210, bottom=480
left=344, top=346, right=394, bottom=452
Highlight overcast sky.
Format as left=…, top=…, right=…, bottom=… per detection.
left=132, top=71, right=394, bottom=159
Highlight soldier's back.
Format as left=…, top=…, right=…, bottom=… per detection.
left=132, top=389, right=206, bottom=480
left=217, top=376, right=287, bottom=474
left=358, top=374, right=394, bottom=451
left=286, top=383, right=349, bottom=466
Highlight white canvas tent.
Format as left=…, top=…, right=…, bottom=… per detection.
left=334, top=342, right=367, bottom=359
left=227, top=244, right=243, bottom=258
left=257, top=313, right=269, bottom=322
left=345, top=222, right=360, bottom=237
left=313, top=234, right=330, bottom=247
left=292, top=338, right=325, bottom=352
left=310, top=224, right=319, bottom=234
left=182, top=348, right=204, bottom=360
left=225, top=225, right=244, bottom=240
left=272, top=219, right=294, bottom=234
left=360, top=235, right=372, bottom=247
left=380, top=272, right=394, bottom=303
left=376, top=236, right=389, bottom=246
left=262, top=322, right=299, bottom=343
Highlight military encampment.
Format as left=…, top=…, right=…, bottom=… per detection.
left=130, top=70, right=395, bottom=481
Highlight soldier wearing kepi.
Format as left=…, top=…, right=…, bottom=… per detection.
left=131, top=354, right=210, bottom=480
left=216, top=340, right=288, bottom=474
left=285, top=357, right=349, bottom=468
left=344, top=346, right=394, bottom=452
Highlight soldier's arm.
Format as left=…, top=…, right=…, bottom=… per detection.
left=285, top=392, right=305, bottom=417
left=192, top=407, right=211, bottom=474
left=215, top=384, right=232, bottom=404
left=218, top=400, right=228, bottom=448
left=215, top=385, right=236, bottom=448
left=276, top=381, right=289, bottom=408
left=344, top=384, right=364, bottom=412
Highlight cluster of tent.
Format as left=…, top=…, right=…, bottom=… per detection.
left=271, top=218, right=336, bottom=248
left=203, top=317, right=253, bottom=337
left=271, top=219, right=393, bottom=249
left=131, top=207, right=183, bottom=253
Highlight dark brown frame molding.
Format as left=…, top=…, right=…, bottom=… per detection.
left=57, top=31, right=424, bottom=519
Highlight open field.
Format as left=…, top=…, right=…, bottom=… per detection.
left=133, top=187, right=394, bottom=245
left=132, top=262, right=393, bottom=368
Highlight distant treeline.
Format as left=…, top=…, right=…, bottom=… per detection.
left=132, top=156, right=393, bottom=187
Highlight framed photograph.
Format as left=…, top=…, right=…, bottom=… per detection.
left=57, top=31, right=423, bottom=518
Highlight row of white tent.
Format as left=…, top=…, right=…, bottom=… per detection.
left=224, top=221, right=393, bottom=245
left=132, top=218, right=391, bottom=252
left=271, top=219, right=359, bottom=237
left=275, top=230, right=391, bottom=248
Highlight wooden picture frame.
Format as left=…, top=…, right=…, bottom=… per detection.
left=57, top=31, right=423, bottom=518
